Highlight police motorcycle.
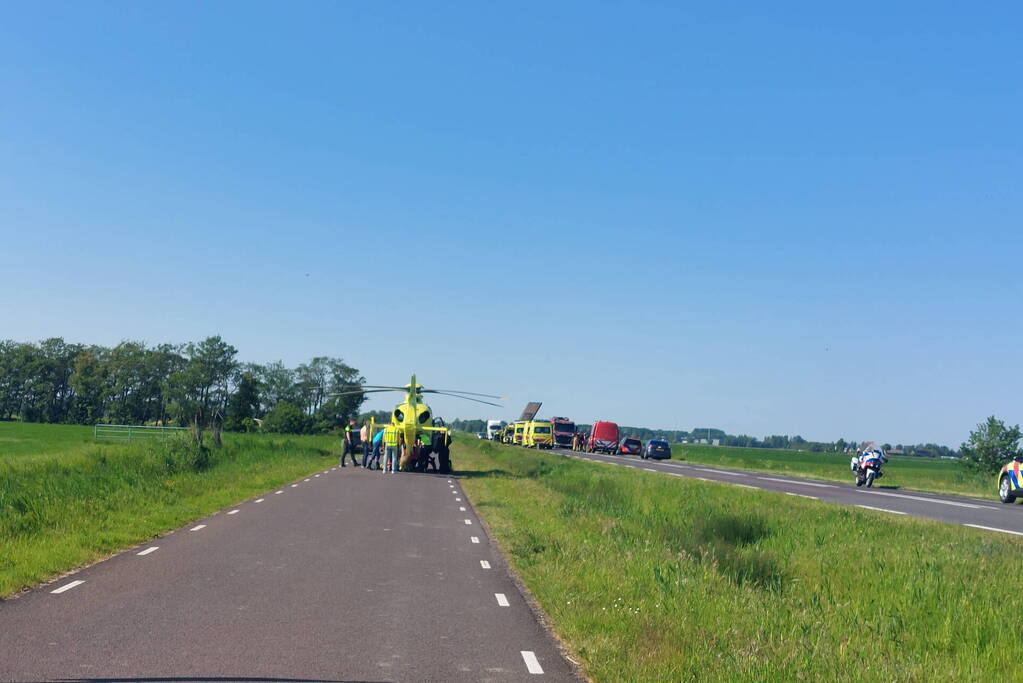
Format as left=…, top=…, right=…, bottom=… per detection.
left=851, top=447, right=888, bottom=488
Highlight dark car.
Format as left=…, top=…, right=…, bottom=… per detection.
left=619, top=437, right=643, bottom=456
left=643, top=439, right=672, bottom=460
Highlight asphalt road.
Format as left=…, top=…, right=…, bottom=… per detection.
left=0, top=466, right=579, bottom=682
left=557, top=447, right=1023, bottom=535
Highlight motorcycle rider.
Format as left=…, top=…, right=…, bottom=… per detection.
left=855, top=446, right=888, bottom=485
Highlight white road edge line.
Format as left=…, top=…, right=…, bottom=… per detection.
left=471, top=536, right=480, bottom=544
left=753, top=477, right=837, bottom=488
left=459, top=506, right=466, bottom=511
left=785, top=492, right=817, bottom=500
left=495, top=593, right=510, bottom=607
left=867, top=491, right=982, bottom=509
left=695, top=468, right=744, bottom=476
left=964, top=524, right=1023, bottom=536
left=137, top=547, right=159, bottom=556
left=275, top=491, right=283, bottom=495
left=464, top=519, right=473, bottom=525
left=255, top=499, right=264, bottom=503
left=734, top=484, right=757, bottom=490
left=480, top=560, right=491, bottom=569
left=856, top=505, right=906, bottom=515
left=227, top=509, right=239, bottom=515
left=51, top=580, right=84, bottom=594
left=190, top=524, right=207, bottom=531
left=522, top=651, right=544, bottom=675
left=291, top=484, right=298, bottom=488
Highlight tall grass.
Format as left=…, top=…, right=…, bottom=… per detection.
left=457, top=437, right=1023, bottom=681
left=0, top=423, right=336, bottom=597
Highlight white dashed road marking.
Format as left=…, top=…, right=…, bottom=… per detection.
left=464, top=519, right=472, bottom=525
left=255, top=498, right=264, bottom=503
left=137, top=547, right=159, bottom=556
left=190, top=524, right=207, bottom=531
left=304, top=479, right=310, bottom=482
left=471, top=536, right=480, bottom=544
left=521, top=651, right=544, bottom=674
left=315, top=474, right=320, bottom=477
left=291, top=484, right=298, bottom=488
left=227, top=509, right=239, bottom=515
left=495, top=593, right=510, bottom=607
left=785, top=492, right=817, bottom=500
left=459, top=506, right=466, bottom=511
left=275, top=491, right=283, bottom=495
left=455, top=497, right=462, bottom=501
left=964, top=524, right=1023, bottom=536
left=856, top=505, right=906, bottom=515
left=480, top=560, right=491, bottom=569
left=51, top=580, right=84, bottom=594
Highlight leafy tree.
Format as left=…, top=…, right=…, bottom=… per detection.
left=166, top=336, right=238, bottom=444
left=69, top=347, right=109, bottom=424
left=262, top=401, right=313, bottom=434
left=224, top=372, right=261, bottom=432
left=960, top=416, right=1022, bottom=474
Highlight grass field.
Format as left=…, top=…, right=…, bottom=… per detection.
left=669, top=443, right=993, bottom=500
left=0, top=421, right=337, bottom=598
left=455, top=436, right=1023, bottom=681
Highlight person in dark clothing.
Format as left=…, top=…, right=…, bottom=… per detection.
left=341, top=418, right=361, bottom=467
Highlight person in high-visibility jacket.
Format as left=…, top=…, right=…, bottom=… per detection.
left=383, top=424, right=400, bottom=474
left=341, top=418, right=361, bottom=467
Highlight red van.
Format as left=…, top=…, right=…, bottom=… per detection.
left=587, top=421, right=620, bottom=454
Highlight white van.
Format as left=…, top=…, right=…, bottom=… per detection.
left=486, top=420, right=503, bottom=440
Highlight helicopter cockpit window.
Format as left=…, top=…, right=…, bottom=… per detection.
left=432, top=417, right=446, bottom=428
left=419, top=410, right=431, bottom=424
left=394, top=408, right=404, bottom=422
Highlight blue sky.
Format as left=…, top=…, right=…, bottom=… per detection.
left=2, top=2, right=1020, bottom=446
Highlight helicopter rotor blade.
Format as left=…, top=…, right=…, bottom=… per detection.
left=422, top=389, right=505, bottom=399
left=428, top=391, right=503, bottom=407
left=324, top=389, right=404, bottom=398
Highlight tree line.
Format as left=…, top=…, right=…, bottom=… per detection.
left=0, top=336, right=366, bottom=438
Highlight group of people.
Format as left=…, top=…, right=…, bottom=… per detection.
left=340, top=418, right=402, bottom=473
left=339, top=417, right=453, bottom=473
left=570, top=432, right=590, bottom=451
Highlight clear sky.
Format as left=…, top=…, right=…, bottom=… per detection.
left=2, top=2, right=1020, bottom=446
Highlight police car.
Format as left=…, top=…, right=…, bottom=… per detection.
left=998, top=458, right=1023, bottom=503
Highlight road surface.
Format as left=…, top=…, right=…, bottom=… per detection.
left=558, top=447, right=1023, bottom=536
left=0, top=466, right=579, bottom=682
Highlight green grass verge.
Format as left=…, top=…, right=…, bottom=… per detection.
left=455, top=436, right=1021, bottom=681
left=670, top=443, right=994, bottom=500
left=0, top=422, right=337, bottom=598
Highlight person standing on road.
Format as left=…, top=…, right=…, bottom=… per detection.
left=360, top=421, right=371, bottom=467
left=368, top=427, right=384, bottom=470
left=341, top=418, right=361, bottom=467
left=383, top=424, right=400, bottom=474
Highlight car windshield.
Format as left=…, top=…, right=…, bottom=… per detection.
left=553, top=423, right=575, bottom=433
left=650, top=440, right=668, bottom=447
left=625, top=439, right=640, bottom=446
left=534, top=426, right=550, bottom=433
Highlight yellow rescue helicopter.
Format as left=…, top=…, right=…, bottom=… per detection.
left=329, top=374, right=503, bottom=473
